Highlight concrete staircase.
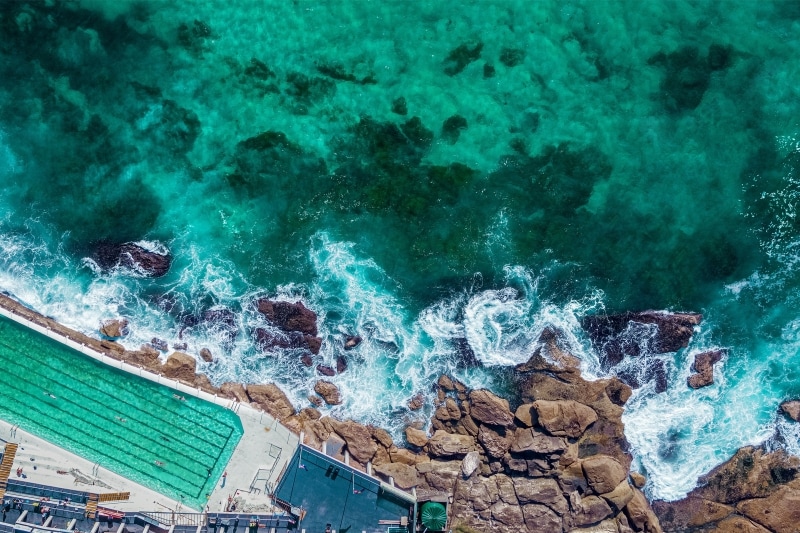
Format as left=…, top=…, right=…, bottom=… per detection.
left=0, top=442, right=19, bottom=500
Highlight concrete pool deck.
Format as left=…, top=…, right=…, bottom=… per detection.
left=0, top=296, right=299, bottom=514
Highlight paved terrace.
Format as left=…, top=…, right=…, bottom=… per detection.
left=0, top=294, right=299, bottom=515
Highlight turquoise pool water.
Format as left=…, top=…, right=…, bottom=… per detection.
left=0, top=314, right=243, bottom=510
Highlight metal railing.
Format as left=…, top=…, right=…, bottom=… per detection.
left=137, top=511, right=206, bottom=527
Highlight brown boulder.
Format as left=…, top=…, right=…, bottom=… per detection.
left=407, top=392, right=425, bottom=411
left=246, top=383, right=297, bottom=420
left=438, top=374, right=456, bottom=391
left=533, top=399, right=598, bottom=438
left=573, top=495, right=614, bottom=527
left=687, top=349, right=725, bottom=389
left=512, top=477, right=567, bottom=514
left=373, top=462, right=419, bottom=489
left=510, top=427, right=566, bottom=455
left=521, top=503, right=562, bottom=533
left=199, top=347, right=214, bottom=362
left=469, top=389, right=514, bottom=427
left=256, top=299, right=318, bottom=335
left=219, top=382, right=249, bottom=403
left=582, top=455, right=628, bottom=495
left=780, top=400, right=800, bottom=422
left=100, top=318, right=128, bottom=338
left=737, top=486, right=800, bottom=533
left=313, top=380, right=342, bottom=405
left=478, top=425, right=512, bottom=459
left=630, top=472, right=646, bottom=489
left=515, top=403, right=535, bottom=427
left=370, top=426, right=393, bottom=448
left=405, top=427, right=429, bottom=447
left=160, top=351, right=197, bottom=382
left=330, top=419, right=378, bottom=464
left=389, top=447, right=429, bottom=465
left=714, top=516, right=771, bottom=533
left=491, top=501, right=525, bottom=529
left=651, top=497, right=732, bottom=530
left=624, top=489, right=662, bottom=533
left=427, top=430, right=477, bottom=457
left=416, top=460, right=462, bottom=492
left=602, top=481, right=635, bottom=512
left=93, top=241, right=172, bottom=277
left=344, top=335, right=362, bottom=350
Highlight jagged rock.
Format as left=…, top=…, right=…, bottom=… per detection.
left=405, top=427, right=429, bottom=447
left=688, top=349, right=724, bottom=388
left=246, top=383, right=296, bottom=420
left=438, top=374, right=455, bottom=391
left=417, top=460, right=462, bottom=492
left=256, top=299, right=318, bottom=335
left=151, top=337, right=168, bottom=352
left=219, top=382, right=249, bottom=403
left=254, top=328, right=321, bottom=355
left=344, top=335, right=361, bottom=350
left=602, top=481, right=635, bottom=512
left=582, top=310, right=702, bottom=366
left=427, top=430, right=476, bottom=457
left=559, top=460, right=589, bottom=494
left=193, top=373, right=217, bottom=394
left=571, top=518, right=619, bottom=533
left=582, top=455, right=628, bottom=495
left=736, top=486, right=800, bottom=533
left=625, top=489, right=662, bottom=533
left=630, top=472, right=646, bottom=489
left=651, top=497, right=733, bottom=531
left=514, top=403, right=535, bottom=427
left=336, top=355, right=347, bottom=374
left=534, top=399, right=598, bottom=438
left=160, top=351, right=196, bottom=382
left=313, top=380, right=342, bottom=405
left=100, top=318, right=128, bottom=338
left=199, top=347, right=213, bottom=362
left=389, top=447, right=429, bottom=465
left=407, top=392, right=424, bottom=411
left=478, top=425, right=512, bottom=459
left=469, top=389, right=514, bottom=427
left=521, top=503, right=562, bottom=532
left=714, top=516, right=771, bottom=533
left=330, top=419, right=378, bottom=464
left=780, top=400, right=800, bottom=422
left=316, top=364, right=335, bottom=376
left=461, top=451, right=481, bottom=477
left=93, top=241, right=172, bottom=277
left=173, top=342, right=187, bottom=351
left=510, top=427, right=566, bottom=455
left=573, top=495, right=614, bottom=527
left=374, top=462, right=419, bottom=489
left=512, top=477, right=567, bottom=514
left=370, top=426, right=393, bottom=448
left=490, top=500, right=525, bottom=529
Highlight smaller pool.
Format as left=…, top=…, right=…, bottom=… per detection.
left=0, top=315, right=243, bottom=510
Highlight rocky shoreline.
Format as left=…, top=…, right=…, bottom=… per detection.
left=2, top=289, right=800, bottom=532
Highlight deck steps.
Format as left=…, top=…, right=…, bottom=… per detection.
left=85, top=494, right=99, bottom=519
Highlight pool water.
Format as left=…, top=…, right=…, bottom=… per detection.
left=0, top=315, right=243, bottom=510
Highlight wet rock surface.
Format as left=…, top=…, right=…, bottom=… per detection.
left=92, top=241, right=172, bottom=277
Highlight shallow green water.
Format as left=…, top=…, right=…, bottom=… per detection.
left=0, top=315, right=242, bottom=509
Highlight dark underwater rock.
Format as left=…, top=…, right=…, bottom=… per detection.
left=499, top=47, right=525, bottom=67
left=483, top=63, right=496, bottom=78
left=177, top=20, right=212, bottom=54
left=648, top=46, right=711, bottom=112
left=401, top=116, right=434, bottom=150
left=391, top=96, right=407, bottom=115
left=442, top=114, right=468, bottom=145
left=336, top=355, right=347, bottom=374
left=616, top=358, right=669, bottom=394
left=443, top=41, right=483, bottom=76
left=150, top=337, right=168, bottom=352
left=202, top=306, right=239, bottom=345
left=93, top=241, right=172, bottom=278
left=244, top=57, right=274, bottom=80
left=253, top=328, right=320, bottom=355
left=316, top=364, right=335, bottom=376
left=707, top=43, right=733, bottom=71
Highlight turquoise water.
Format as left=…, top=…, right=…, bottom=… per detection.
left=1, top=0, right=800, bottom=500
left=0, top=315, right=243, bottom=510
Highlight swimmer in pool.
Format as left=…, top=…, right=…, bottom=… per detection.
left=154, top=461, right=164, bottom=467
left=115, top=416, right=127, bottom=423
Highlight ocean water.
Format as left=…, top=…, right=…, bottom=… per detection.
left=1, top=0, right=800, bottom=501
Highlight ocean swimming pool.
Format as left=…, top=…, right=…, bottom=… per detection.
left=0, top=314, right=243, bottom=510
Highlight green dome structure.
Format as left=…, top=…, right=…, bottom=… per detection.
left=420, top=501, right=447, bottom=531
